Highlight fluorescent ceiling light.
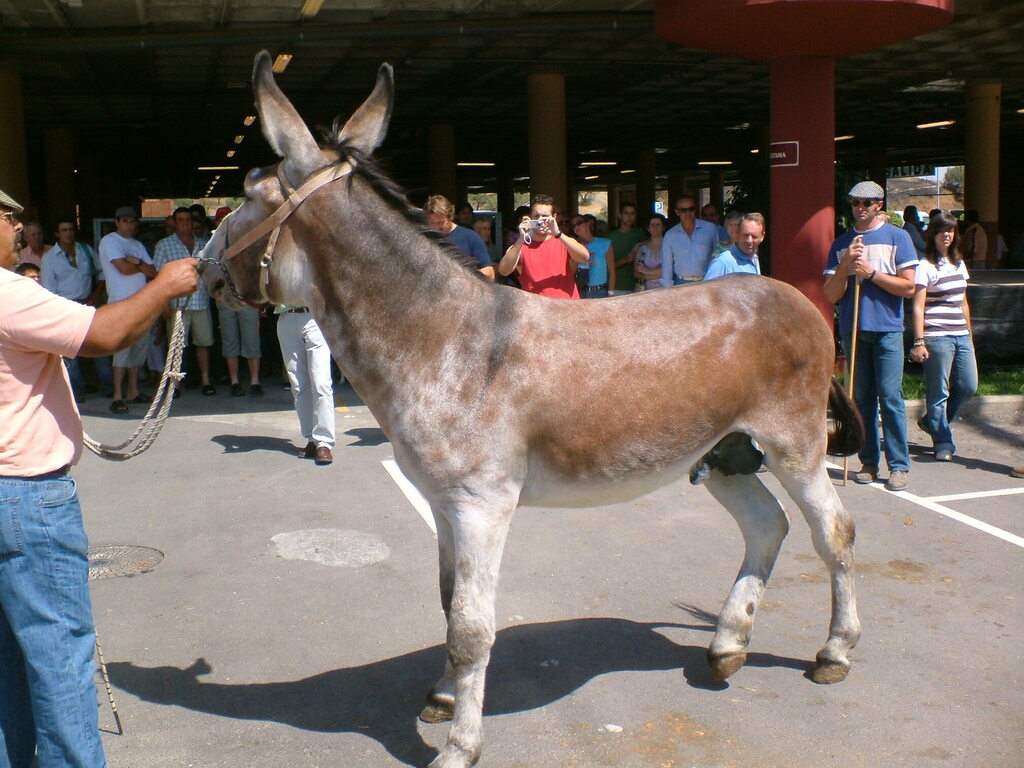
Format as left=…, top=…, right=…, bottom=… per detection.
left=903, top=78, right=964, bottom=93
left=457, top=162, right=494, bottom=167
left=834, top=135, right=855, bottom=141
left=243, top=115, right=256, bottom=126
left=726, top=122, right=751, bottom=130
left=698, top=161, right=732, bottom=166
left=226, top=150, right=235, bottom=158
left=300, top=0, right=324, bottom=17
left=580, top=161, right=616, bottom=167
left=750, top=148, right=760, bottom=154
left=1017, top=108, right=1024, bottom=114
left=273, top=54, right=293, bottom=74
left=583, top=175, right=599, bottom=180
left=233, top=135, right=245, bottom=144
left=197, top=166, right=239, bottom=171
left=917, top=120, right=955, bottom=129
left=620, top=169, right=635, bottom=174
left=654, top=148, right=668, bottom=154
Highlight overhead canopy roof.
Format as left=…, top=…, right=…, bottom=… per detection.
left=1, top=0, right=1022, bottom=201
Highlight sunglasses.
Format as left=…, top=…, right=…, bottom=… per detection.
left=676, top=206, right=697, bottom=213
left=0, top=211, right=18, bottom=225
left=849, top=198, right=880, bottom=208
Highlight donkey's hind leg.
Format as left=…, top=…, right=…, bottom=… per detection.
left=774, top=463, right=861, bottom=684
left=702, top=471, right=790, bottom=680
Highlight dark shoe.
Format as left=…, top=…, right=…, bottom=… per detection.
left=131, top=393, right=151, bottom=403
left=173, top=388, right=182, bottom=400
left=935, top=449, right=953, bottom=462
left=853, top=464, right=878, bottom=484
left=298, top=441, right=317, bottom=459
left=202, top=384, right=216, bottom=396
left=916, top=417, right=933, bottom=437
left=249, top=384, right=264, bottom=397
left=110, top=400, right=128, bottom=414
left=231, top=382, right=244, bottom=397
left=885, top=470, right=909, bottom=492
left=315, top=446, right=333, bottom=465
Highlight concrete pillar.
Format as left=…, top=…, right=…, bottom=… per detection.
left=769, top=56, right=835, bottom=321
left=43, top=128, right=77, bottom=229
left=0, top=70, right=30, bottom=210
left=428, top=123, right=457, bottom=203
left=965, top=80, right=1000, bottom=267
left=709, top=170, right=725, bottom=213
left=528, top=71, right=567, bottom=210
left=608, top=184, right=621, bottom=227
left=636, top=148, right=656, bottom=218
left=869, top=150, right=887, bottom=196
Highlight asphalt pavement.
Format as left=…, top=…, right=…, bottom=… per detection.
left=74, top=383, right=1024, bottom=768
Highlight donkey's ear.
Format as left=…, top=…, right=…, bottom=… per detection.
left=335, top=63, right=394, bottom=155
left=252, top=50, right=321, bottom=169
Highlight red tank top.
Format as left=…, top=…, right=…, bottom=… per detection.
left=518, top=236, right=580, bottom=299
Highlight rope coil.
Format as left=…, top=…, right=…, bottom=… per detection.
left=82, top=310, right=186, bottom=461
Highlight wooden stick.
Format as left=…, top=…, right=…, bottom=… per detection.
left=843, top=278, right=862, bottom=486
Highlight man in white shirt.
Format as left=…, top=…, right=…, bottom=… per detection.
left=99, top=206, right=158, bottom=411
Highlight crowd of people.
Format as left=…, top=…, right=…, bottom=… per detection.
left=1, top=181, right=1019, bottom=768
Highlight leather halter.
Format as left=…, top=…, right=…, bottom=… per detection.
left=218, top=160, right=353, bottom=303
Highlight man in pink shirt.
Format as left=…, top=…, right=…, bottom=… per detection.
left=0, top=187, right=197, bottom=768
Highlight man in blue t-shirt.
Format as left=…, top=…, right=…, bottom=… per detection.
left=424, top=194, right=494, bottom=280
left=704, top=213, right=764, bottom=280
left=824, top=181, right=918, bottom=492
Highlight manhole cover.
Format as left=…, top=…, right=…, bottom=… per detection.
left=88, top=545, right=164, bottom=580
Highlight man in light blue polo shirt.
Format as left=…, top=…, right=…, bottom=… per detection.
left=704, top=213, right=765, bottom=280
left=660, top=194, right=719, bottom=286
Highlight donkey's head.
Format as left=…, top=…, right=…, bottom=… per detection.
left=201, top=51, right=394, bottom=308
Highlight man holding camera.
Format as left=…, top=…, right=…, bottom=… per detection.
left=497, top=194, right=590, bottom=299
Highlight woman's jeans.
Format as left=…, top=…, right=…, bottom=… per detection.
left=922, top=334, right=978, bottom=455
left=842, top=331, right=910, bottom=472
left=0, top=473, right=106, bottom=768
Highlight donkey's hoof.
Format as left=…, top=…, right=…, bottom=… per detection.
left=707, top=650, right=747, bottom=680
left=419, top=692, right=455, bottom=723
left=811, top=659, right=850, bottom=684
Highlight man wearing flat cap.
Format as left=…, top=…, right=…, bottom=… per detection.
left=0, top=188, right=198, bottom=768
left=824, top=181, right=918, bottom=492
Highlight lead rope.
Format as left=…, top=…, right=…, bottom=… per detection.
left=82, top=309, right=187, bottom=460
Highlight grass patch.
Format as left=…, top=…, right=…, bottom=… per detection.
left=836, top=367, right=1024, bottom=400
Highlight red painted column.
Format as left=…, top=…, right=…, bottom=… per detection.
left=769, top=56, right=835, bottom=323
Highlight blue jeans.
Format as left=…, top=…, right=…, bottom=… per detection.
left=0, top=473, right=106, bottom=768
left=842, top=331, right=910, bottom=472
left=922, top=334, right=978, bottom=455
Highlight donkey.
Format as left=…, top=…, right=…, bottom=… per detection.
left=201, top=52, right=864, bottom=768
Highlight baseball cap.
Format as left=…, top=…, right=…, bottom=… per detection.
left=214, top=206, right=232, bottom=222
left=847, top=181, right=884, bottom=200
left=115, top=206, right=138, bottom=219
left=0, top=188, right=24, bottom=214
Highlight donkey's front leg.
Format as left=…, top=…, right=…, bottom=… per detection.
left=421, top=510, right=456, bottom=724
left=427, top=504, right=514, bottom=768
left=702, top=471, right=790, bottom=680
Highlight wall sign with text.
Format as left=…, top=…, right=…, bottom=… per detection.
left=770, top=141, right=799, bottom=167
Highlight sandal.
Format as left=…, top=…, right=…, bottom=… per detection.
left=201, top=384, right=217, bottom=396
left=109, top=400, right=128, bottom=414
left=131, top=393, right=151, bottom=403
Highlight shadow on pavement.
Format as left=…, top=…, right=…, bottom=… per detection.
left=107, top=617, right=810, bottom=766
left=344, top=427, right=390, bottom=447
left=210, top=434, right=300, bottom=455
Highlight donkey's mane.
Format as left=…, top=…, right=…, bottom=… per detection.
left=325, top=133, right=487, bottom=280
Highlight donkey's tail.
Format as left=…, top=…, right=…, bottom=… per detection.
left=827, top=377, right=864, bottom=456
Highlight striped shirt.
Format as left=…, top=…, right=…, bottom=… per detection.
left=155, top=233, right=209, bottom=310
left=915, top=256, right=970, bottom=337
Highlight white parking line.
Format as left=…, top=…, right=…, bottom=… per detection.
left=829, top=462, right=1024, bottom=549
left=381, top=459, right=436, bottom=535
left=926, top=487, right=1024, bottom=503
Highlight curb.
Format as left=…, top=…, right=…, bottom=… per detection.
left=904, top=394, right=1024, bottom=421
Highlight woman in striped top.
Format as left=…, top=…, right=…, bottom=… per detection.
left=909, top=213, right=977, bottom=461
